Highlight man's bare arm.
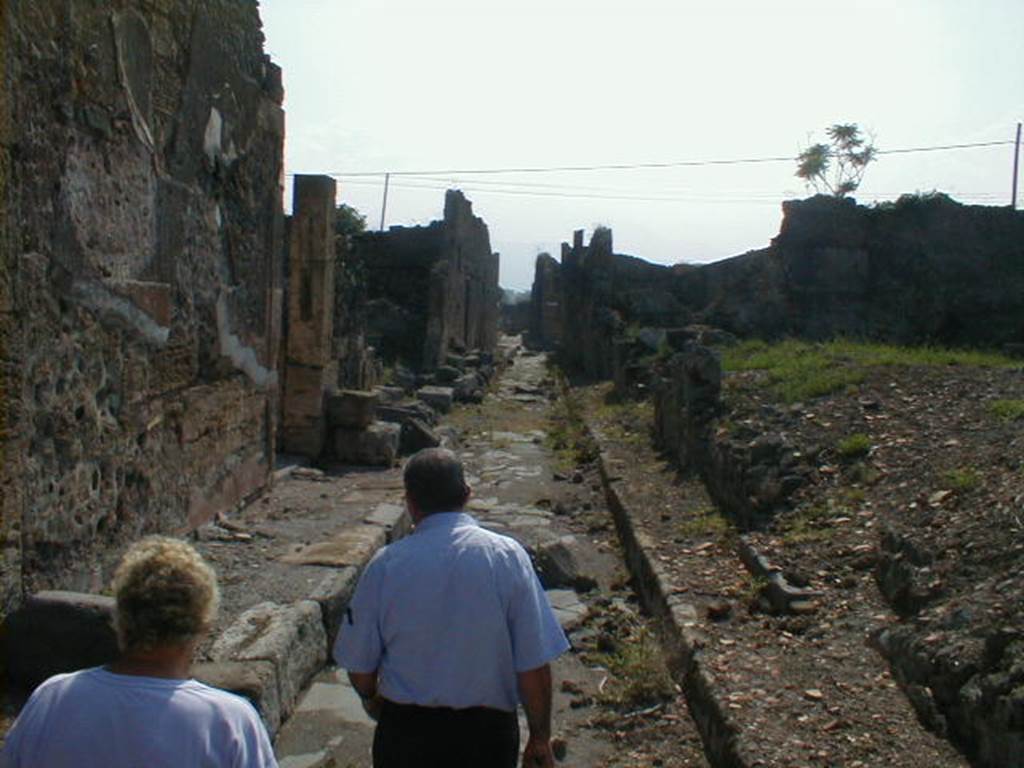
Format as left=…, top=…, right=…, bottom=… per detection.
left=517, top=664, right=554, bottom=767
left=347, top=670, right=383, bottom=721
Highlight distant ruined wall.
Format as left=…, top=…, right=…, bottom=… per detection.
left=684, top=195, right=1024, bottom=346
left=353, top=190, right=500, bottom=370
left=527, top=252, right=561, bottom=348
left=556, top=227, right=689, bottom=379
left=533, top=196, right=1024, bottom=383
left=2, top=0, right=284, bottom=614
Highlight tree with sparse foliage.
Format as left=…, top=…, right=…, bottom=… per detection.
left=334, top=203, right=367, bottom=237
left=796, top=123, right=877, bottom=197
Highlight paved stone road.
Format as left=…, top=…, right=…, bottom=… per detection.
left=275, top=347, right=625, bottom=767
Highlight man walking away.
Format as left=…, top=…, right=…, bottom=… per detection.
left=335, top=447, right=570, bottom=768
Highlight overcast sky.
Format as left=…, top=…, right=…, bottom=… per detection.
left=259, top=0, right=1023, bottom=289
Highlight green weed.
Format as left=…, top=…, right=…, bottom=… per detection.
left=990, top=399, right=1024, bottom=422
left=942, top=467, right=982, bottom=493
left=837, top=433, right=872, bottom=459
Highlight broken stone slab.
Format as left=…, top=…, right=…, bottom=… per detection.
left=400, top=417, right=441, bottom=455
left=377, top=402, right=438, bottom=426
left=416, top=385, right=454, bottom=414
left=536, top=535, right=598, bottom=592
left=453, top=373, right=484, bottom=403
left=192, top=659, right=282, bottom=734
left=308, top=566, right=360, bottom=649
left=210, top=600, right=327, bottom=721
left=326, top=390, right=379, bottom=429
left=4, top=591, right=119, bottom=690
left=373, top=385, right=406, bottom=403
left=546, top=589, right=587, bottom=632
left=365, top=503, right=411, bottom=543
left=334, top=421, right=400, bottom=466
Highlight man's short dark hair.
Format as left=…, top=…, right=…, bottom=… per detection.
left=403, top=448, right=469, bottom=515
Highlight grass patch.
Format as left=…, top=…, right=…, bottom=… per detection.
left=836, top=433, right=872, bottom=459
left=677, top=507, right=732, bottom=540
left=781, top=501, right=835, bottom=544
left=545, top=373, right=598, bottom=470
left=594, top=625, right=675, bottom=709
left=942, top=466, right=982, bottom=493
left=990, top=399, right=1024, bottom=422
left=722, top=338, right=1018, bottom=403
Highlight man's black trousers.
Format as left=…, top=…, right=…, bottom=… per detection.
left=373, top=699, right=520, bottom=768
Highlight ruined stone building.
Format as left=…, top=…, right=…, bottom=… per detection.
left=531, top=196, right=1024, bottom=380
left=351, top=190, right=500, bottom=370
left=0, top=1, right=285, bottom=619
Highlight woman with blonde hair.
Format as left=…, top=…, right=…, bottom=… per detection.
left=2, top=536, right=278, bottom=767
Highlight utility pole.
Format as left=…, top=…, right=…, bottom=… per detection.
left=378, top=174, right=389, bottom=231
left=1012, top=122, right=1021, bottom=209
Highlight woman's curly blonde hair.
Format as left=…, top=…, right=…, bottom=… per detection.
left=112, top=536, right=220, bottom=652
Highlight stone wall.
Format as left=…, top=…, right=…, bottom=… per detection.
left=527, top=252, right=561, bottom=349
left=1, top=0, right=19, bottom=620
left=352, top=190, right=500, bottom=370
left=690, top=195, right=1024, bottom=345
left=532, top=196, right=1024, bottom=383
left=1, top=0, right=284, bottom=616
left=557, top=227, right=689, bottom=379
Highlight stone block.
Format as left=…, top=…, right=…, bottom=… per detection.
left=192, top=659, right=282, bottom=734
left=4, top=591, right=118, bottom=690
left=434, top=365, right=461, bottom=384
left=377, top=401, right=438, bottom=426
left=326, top=389, right=379, bottom=429
left=333, top=422, right=400, bottom=466
left=535, top=536, right=598, bottom=592
left=374, top=385, right=405, bottom=403
left=416, top=385, right=454, bottom=414
left=452, top=373, right=483, bottom=403
left=400, top=417, right=440, bottom=455
left=209, top=600, right=327, bottom=720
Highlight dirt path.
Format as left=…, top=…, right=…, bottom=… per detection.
left=275, top=343, right=710, bottom=767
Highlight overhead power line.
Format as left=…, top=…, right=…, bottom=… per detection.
left=306, top=139, right=1014, bottom=179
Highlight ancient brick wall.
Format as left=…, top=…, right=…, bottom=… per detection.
left=1, top=0, right=284, bottom=613
left=1, top=0, right=21, bottom=620
left=352, top=190, right=499, bottom=370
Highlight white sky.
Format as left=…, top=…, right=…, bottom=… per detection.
left=259, top=0, right=1023, bottom=289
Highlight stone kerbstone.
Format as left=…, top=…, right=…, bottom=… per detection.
left=326, top=389, right=379, bottom=429
left=192, top=660, right=282, bottom=734
left=400, top=417, right=440, bottom=455
left=364, top=503, right=411, bottom=543
left=210, top=600, right=326, bottom=720
left=4, top=591, right=118, bottom=690
left=307, top=566, right=360, bottom=648
left=416, top=385, right=454, bottom=414
left=334, top=422, right=400, bottom=466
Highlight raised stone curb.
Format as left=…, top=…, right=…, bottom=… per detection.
left=594, top=432, right=756, bottom=768
left=210, top=600, right=327, bottom=723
